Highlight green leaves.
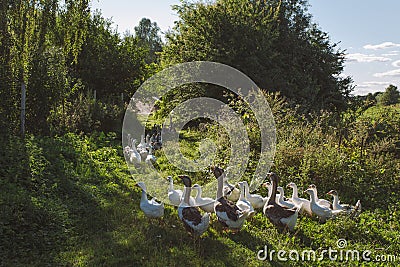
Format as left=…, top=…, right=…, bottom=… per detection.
left=162, top=0, right=352, bottom=112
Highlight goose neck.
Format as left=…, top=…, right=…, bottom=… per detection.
left=141, top=189, right=148, bottom=202
left=183, top=186, right=191, bottom=205
left=195, top=186, right=202, bottom=199
left=308, top=191, right=316, bottom=203
left=268, top=179, right=277, bottom=205
left=238, top=183, right=245, bottom=201
left=217, top=174, right=224, bottom=199
left=291, top=185, right=299, bottom=198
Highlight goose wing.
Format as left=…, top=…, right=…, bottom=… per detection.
left=215, top=197, right=240, bottom=221
left=265, top=203, right=296, bottom=228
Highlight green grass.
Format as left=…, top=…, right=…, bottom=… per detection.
left=1, top=131, right=399, bottom=266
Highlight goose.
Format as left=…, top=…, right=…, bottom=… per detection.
left=276, top=187, right=297, bottom=209
left=145, top=134, right=151, bottom=149
left=326, top=190, right=361, bottom=216
left=304, top=188, right=342, bottom=223
left=124, top=139, right=141, bottom=164
left=236, top=182, right=255, bottom=216
left=178, top=175, right=210, bottom=236
left=145, top=146, right=157, bottom=163
left=167, top=176, right=195, bottom=206
left=212, top=166, right=253, bottom=231
left=308, top=184, right=332, bottom=209
left=136, top=182, right=164, bottom=218
left=223, top=180, right=240, bottom=202
left=193, top=184, right=215, bottom=213
left=286, top=182, right=312, bottom=216
left=137, top=134, right=146, bottom=151
left=167, top=176, right=183, bottom=206
left=263, top=173, right=301, bottom=232
left=243, top=181, right=267, bottom=209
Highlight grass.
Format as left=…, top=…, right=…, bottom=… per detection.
left=1, top=131, right=399, bottom=266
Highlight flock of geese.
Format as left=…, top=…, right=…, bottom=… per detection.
left=124, top=132, right=161, bottom=164
left=135, top=166, right=362, bottom=236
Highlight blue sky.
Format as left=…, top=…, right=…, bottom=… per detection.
left=91, top=0, right=400, bottom=95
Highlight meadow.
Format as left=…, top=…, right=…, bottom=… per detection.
left=1, top=98, right=399, bottom=267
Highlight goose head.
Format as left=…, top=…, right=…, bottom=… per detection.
left=304, top=188, right=315, bottom=197
left=267, top=172, right=279, bottom=184
left=167, top=176, right=173, bottom=182
left=136, top=182, right=146, bottom=191
left=211, top=166, right=225, bottom=180
left=326, top=190, right=338, bottom=197
left=178, top=175, right=192, bottom=188
left=308, top=184, right=317, bottom=191
left=193, top=184, right=201, bottom=189
left=262, top=182, right=271, bottom=188
left=287, top=182, right=297, bottom=189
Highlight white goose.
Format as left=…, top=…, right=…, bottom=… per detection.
left=308, top=184, right=332, bottom=209
left=124, top=139, right=141, bottom=164
left=276, top=187, right=297, bottom=209
left=223, top=180, right=240, bottom=202
left=193, top=184, right=215, bottom=213
left=263, top=173, right=301, bottom=232
left=236, top=182, right=255, bottom=216
left=137, top=134, right=146, bottom=151
left=136, top=182, right=164, bottom=218
left=304, top=188, right=342, bottom=223
left=178, top=175, right=210, bottom=236
left=243, top=181, right=267, bottom=209
left=145, top=146, right=157, bottom=163
left=167, top=176, right=183, bottom=206
left=327, top=190, right=361, bottom=215
left=286, top=182, right=312, bottom=216
left=212, top=166, right=252, bottom=231
left=167, top=176, right=195, bottom=206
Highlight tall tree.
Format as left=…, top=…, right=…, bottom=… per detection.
left=134, top=18, right=163, bottom=63
left=162, top=0, right=353, bottom=112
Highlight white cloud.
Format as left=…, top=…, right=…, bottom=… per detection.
left=392, top=60, right=400, bottom=68
left=354, top=81, right=398, bottom=95
left=356, top=81, right=393, bottom=89
left=363, top=42, right=400, bottom=50
left=382, top=52, right=399, bottom=57
left=346, top=53, right=391, bottom=63
left=374, top=69, right=400, bottom=77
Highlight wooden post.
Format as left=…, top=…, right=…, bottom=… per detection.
left=21, top=82, right=26, bottom=137
left=93, top=90, right=97, bottom=102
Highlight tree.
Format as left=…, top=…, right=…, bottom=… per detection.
left=378, top=85, right=399, bottom=106
left=134, top=18, right=163, bottom=63
left=162, top=0, right=353, bottom=112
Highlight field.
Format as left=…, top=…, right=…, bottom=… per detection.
left=1, top=103, right=399, bottom=267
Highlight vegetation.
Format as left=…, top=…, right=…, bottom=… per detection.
left=1, top=0, right=400, bottom=266
left=1, top=99, right=400, bottom=266
left=377, top=85, right=400, bottom=106
left=162, top=0, right=353, bottom=112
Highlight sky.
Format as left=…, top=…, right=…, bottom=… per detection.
left=91, top=0, right=400, bottom=95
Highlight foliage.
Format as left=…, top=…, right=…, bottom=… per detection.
left=0, top=1, right=160, bottom=136
left=162, top=0, right=353, bottom=112
left=134, top=18, right=163, bottom=63
left=1, top=122, right=399, bottom=266
left=377, top=85, right=400, bottom=106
